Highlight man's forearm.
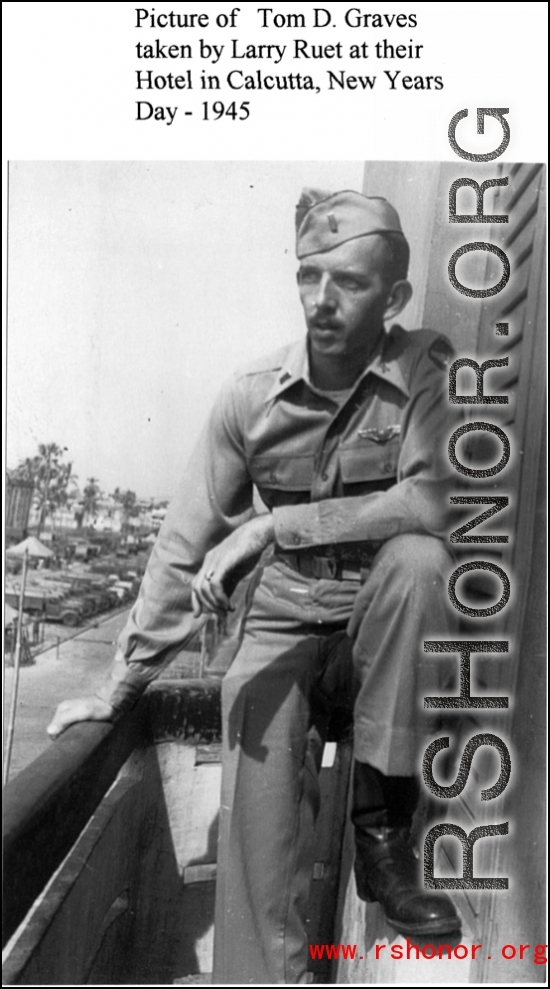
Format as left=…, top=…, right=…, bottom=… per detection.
left=93, top=649, right=173, bottom=712
left=272, top=477, right=450, bottom=549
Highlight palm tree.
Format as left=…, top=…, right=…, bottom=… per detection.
left=81, top=477, right=101, bottom=527
left=12, top=443, right=72, bottom=536
left=49, top=462, right=79, bottom=529
left=121, top=490, right=137, bottom=535
left=112, top=488, right=138, bottom=535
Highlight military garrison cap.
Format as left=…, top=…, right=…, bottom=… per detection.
left=295, top=188, right=406, bottom=258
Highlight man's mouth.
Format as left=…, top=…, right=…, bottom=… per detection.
left=312, top=319, right=340, bottom=331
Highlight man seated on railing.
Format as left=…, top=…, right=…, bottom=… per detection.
left=49, top=188, right=459, bottom=985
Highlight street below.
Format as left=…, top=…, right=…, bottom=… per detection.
left=4, top=608, right=131, bottom=780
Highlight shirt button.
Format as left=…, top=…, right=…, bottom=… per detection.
left=321, top=472, right=329, bottom=481
left=383, top=463, right=393, bottom=473
left=269, top=472, right=277, bottom=483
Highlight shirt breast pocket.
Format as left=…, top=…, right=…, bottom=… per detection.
left=247, top=454, right=315, bottom=491
left=339, top=435, right=400, bottom=485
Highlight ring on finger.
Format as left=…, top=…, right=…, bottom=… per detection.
left=205, top=570, right=215, bottom=582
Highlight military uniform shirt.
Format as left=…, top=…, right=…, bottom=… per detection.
left=97, top=323, right=454, bottom=710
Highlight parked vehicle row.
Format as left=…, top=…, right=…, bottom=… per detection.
left=5, top=566, right=141, bottom=627
left=5, top=589, right=85, bottom=628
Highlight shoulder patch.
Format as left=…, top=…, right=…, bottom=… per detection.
left=428, top=337, right=454, bottom=370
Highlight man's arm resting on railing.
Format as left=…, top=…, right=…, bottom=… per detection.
left=46, top=647, right=177, bottom=737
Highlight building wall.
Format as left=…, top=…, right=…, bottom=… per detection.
left=361, top=161, right=546, bottom=983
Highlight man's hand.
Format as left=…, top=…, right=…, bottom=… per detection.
left=47, top=696, right=116, bottom=739
left=192, top=513, right=275, bottom=617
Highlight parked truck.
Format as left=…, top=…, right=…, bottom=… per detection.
left=4, top=590, right=85, bottom=627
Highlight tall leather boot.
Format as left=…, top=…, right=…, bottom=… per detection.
left=352, top=761, right=460, bottom=936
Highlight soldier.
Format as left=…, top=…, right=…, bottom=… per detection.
left=50, top=188, right=459, bottom=984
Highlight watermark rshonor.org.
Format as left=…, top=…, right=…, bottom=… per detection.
left=309, top=941, right=548, bottom=964
left=423, top=108, right=514, bottom=891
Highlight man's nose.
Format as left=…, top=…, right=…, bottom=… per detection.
left=314, top=274, right=337, bottom=310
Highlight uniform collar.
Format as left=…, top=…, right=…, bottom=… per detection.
left=264, top=326, right=410, bottom=404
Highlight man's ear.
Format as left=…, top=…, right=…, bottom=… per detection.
left=384, top=280, right=413, bottom=321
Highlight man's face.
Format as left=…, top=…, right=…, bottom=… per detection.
left=297, top=235, right=394, bottom=361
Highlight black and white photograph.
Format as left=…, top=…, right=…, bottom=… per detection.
left=3, top=159, right=546, bottom=985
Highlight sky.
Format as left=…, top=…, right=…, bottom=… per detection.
left=7, top=161, right=364, bottom=499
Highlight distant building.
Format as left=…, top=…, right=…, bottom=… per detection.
left=151, top=507, right=167, bottom=529
left=6, top=478, right=34, bottom=542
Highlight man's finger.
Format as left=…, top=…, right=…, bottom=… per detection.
left=191, top=586, right=203, bottom=618
left=200, top=580, right=228, bottom=613
left=47, top=701, right=76, bottom=737
left=192, top=575, right=221, bottom=615
left=193, top=570, right=232, bottom=614
left=205, top=574, right=231, bottom=612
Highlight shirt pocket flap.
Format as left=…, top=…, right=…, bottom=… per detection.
left=247, top=455, right=315, bottom=491
left=340, top=436, right=400, bottom=483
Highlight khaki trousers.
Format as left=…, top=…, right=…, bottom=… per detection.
left=213, top=534, right=454, bottom=984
